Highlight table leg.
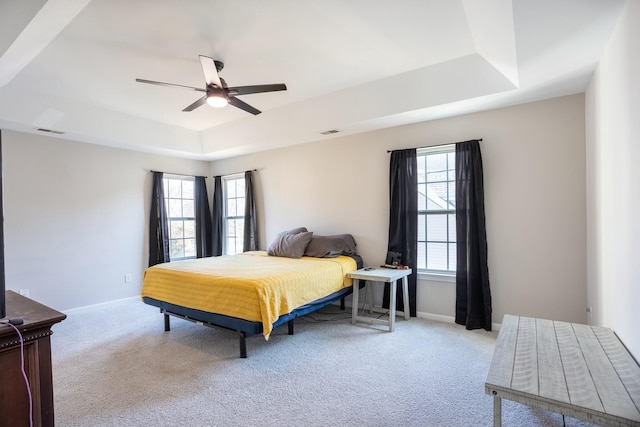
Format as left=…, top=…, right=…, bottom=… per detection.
left=351, top=279, right=359, bottom=324
left=493, top=395, right=502, bottom=427
left=402, top=275, right=410, bottom=320
left=389, top=279, right=397, bottom=332
left=365, top=283, right=374, bottom=313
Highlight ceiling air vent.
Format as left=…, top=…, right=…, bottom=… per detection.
left=35, top=128, right=65, bottom=135
left=320, top=129, right=340, bottom=135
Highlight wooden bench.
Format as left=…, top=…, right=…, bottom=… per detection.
left=485, top=315, right=640, bottom=427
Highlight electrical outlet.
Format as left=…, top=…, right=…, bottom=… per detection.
left=19, top=289, right=30, bottom=298
left=124, top=274, right=132, bottom=283
left=586, top=306, right=592, bottom=320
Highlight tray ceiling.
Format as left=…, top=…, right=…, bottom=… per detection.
left=0, top=0, right=626, bottom=159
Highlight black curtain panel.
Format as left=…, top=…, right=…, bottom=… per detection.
left=194, top=176, right=213, bottom=258
left=211, top=176, right=224, bottom=256
left=243, top=170, right=259, bottom=252
left=455, top=140, right=492, bottom=330
left=148, top=171, right=169, bottom=266
left=383, top=149, right=418, bottom=317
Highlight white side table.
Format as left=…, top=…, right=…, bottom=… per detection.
left=348, top=267, right=412, bottom=332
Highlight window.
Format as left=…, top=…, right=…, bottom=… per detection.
left=163, top=175, right=196, bottom=260
left=223, top=174, right=245, bottom=255
left=417, top=145, right=456, bottom=274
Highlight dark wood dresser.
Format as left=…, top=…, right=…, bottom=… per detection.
left=0, top=291, right=66, bottom=427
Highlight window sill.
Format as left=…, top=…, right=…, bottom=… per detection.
left=417, top=272, right=456, bottom=283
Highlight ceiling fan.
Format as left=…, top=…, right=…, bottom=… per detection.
left=135, top=55, right=287, bottom=115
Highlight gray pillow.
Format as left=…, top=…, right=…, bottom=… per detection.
left=271, top=227, right=308, bottom=242
left=266, top=227, right=308, bottom=254
left=333, top=234, right=357, bottom=253
left=282, top=226, right=308, bottom=235
left=304, top=234, right=357, bottom=258
left=267, top=231, right=313, bottom=258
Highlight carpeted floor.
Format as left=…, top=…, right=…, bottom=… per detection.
left=50, top=299, right=598, bottom=426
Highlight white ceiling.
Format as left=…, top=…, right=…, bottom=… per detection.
left=0, top=0, right=627, bottom=160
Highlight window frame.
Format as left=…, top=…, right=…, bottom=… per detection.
left=162, top=174, right=196, bottom=261
left=417, top=144, right=457, bottom=280
left=222, top=173, right=245, bottom=255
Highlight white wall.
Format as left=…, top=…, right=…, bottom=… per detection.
left=212, top=94, right=587, bottom=325
left=2, top=93, right=589, bottom=328
left=3, top=130, right=210, bottom=310
left=586, top=1, right=640, bottom=358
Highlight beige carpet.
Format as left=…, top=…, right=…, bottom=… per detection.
left=50, top=298, right=598, bottom=427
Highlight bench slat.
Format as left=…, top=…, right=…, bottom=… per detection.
left=537, top=318, right=570, bottom=403
left=554, top=321, right=605, bottom=412
left=591, top=326, right=640, bottom=422
left=511, top=316, right=538, bottom=394
left=486, top=314, right=518, bottom=389
left=573, top=323, right=639, bottom=420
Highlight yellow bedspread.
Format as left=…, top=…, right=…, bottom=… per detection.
left=141, top=251, right=356, bottom=339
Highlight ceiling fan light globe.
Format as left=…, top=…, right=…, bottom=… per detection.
left=206, top=95, right=228, bottom=108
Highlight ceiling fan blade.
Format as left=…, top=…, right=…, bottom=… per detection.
left=182, top=96, right=207, bottom=112
left=229, top=97, right=261, bottom=115
left=228, top=84, right=287, bottom=96
left=199, top=55, right=224, bottom=88
left=135, top=78, right=205, bottom=92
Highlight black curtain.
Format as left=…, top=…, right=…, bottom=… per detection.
left=455, top=140, right=492, bottom=330
left=211, top=175, right=224, bottom=256
left=194, top=176, right=213, bottom=258
left=148, top=171, right=169, bottom=266
left=383, top=149, right=418, bottom=317
left=243, top=170, right=259, bottom=252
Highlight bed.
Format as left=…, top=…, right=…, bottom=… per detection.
left=141, top=231, right=362, bottom=357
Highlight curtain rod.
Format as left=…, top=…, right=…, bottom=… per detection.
left=213, top=169, right=258, bottom=178
left=387, top=138, right=482, bottom=153
left=150, top=170, right=207, bottom=178
left=151, top=169, right=259, bottom=179
left=151, top=169, right=258, bottom=178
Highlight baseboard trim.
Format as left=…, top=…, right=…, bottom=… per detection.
left=396, top=309, right=501, bottom=331
left=64, top=295, right=140, bottom=314
left=415, top=311, right=455, bottom=324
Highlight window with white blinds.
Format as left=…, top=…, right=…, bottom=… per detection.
left=417, top=145, right=456, bottom=274
left=222, top=174, right=245, bottom=255
left=163, top=175, right=196, bottom=260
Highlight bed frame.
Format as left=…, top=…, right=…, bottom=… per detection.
left=143, top=286, right=353, bottom=358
